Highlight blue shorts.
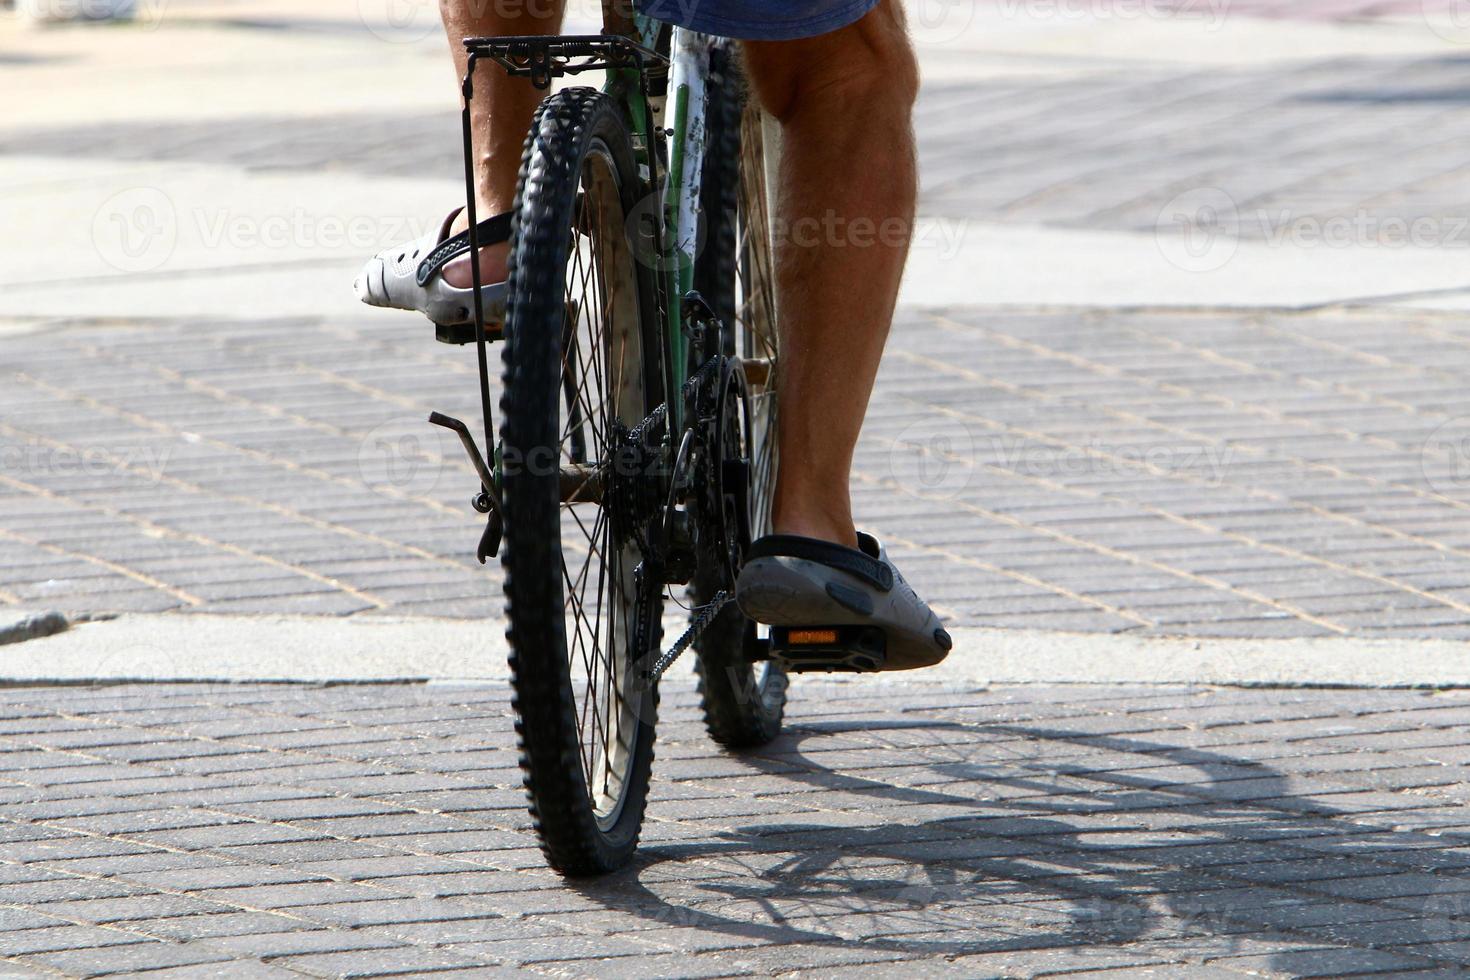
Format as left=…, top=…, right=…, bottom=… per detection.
left=637, top=0, right=880, bottom=41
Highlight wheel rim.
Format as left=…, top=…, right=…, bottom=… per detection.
left=557, top=139, right=647, bottom=829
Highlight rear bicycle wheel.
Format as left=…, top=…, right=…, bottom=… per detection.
left=691, top=45, right=788, bottom=748
left=500, top=88, right=664, bottom=874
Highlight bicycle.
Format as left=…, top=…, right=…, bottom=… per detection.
left=427, top=1, right=790, bottom=874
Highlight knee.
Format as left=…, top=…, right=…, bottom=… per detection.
left=745, top=0, right=919, bottom=125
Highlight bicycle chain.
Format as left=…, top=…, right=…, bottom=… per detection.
left=625, top=354, right=734, bottom=685
left=644, top=589, right=733, bottom=683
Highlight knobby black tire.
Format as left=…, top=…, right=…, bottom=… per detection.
left=691, top=45, right=788, bottom=749
left=501, top=88, right=663, bottom=875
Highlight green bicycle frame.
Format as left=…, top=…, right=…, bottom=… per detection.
left=604, top=18, right=717, bottom=433
left=459, top=19, right=721, bottom=493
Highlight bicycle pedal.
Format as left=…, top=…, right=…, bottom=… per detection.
left=768, top=625, right=886, bottom=674
left=435, top=320, right=505, bottom=345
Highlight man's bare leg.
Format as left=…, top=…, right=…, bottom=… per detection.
left=742, top=0, right=920, bottom=548
left=439, top=0, right=565, bottom=288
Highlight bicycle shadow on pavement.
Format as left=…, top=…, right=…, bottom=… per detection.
left=566, top=718, right=1470, bottom=970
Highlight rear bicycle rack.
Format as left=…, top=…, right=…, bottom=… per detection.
left=464, top=34, right=668, bottom=91
left=434, top=32, right=670, bottom=566
left=428, top=412, right=504, bottom=562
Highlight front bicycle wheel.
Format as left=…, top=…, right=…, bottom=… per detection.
left=691, top=44, right=788, bottom=748
left=500, top=88, right=664, bottom=875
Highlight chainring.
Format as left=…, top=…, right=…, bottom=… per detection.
left=708, top=359, right=755, bottom=587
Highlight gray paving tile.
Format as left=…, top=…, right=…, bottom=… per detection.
left=2, top=683, right=1467, bottom=973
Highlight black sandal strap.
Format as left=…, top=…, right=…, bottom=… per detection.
left=746, top=534, right=893, bottom=592
left=416, top=211, right=513, bottom=287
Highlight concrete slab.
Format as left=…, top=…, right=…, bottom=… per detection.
left=10, top=156, right=1468, bottom=316
left=897, top=220, right=1470, bottom=311
left=0, top=156, right=454, bottom=320
left=8, top=613, right=1470, bottom=688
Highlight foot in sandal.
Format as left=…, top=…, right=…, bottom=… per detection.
left=353, top=206, right=511, bottom=326
left=737, top=532, right=952, bottom=673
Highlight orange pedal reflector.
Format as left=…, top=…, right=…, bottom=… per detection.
left=787, top=629, right=838, bottom=645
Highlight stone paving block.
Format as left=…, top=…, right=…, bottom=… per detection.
left=209, top=797, right=408, bottom=822
left=287, top=897, right=497, bottom=929
left=209, top=839, right=392, bottom=865
left=46, top=809, right=248, bottom=837
left=118, top=864, right=325, bottom=893
left=3, top=837, right=154, bottom=868
left=129, top=962, right=303, bottom=979
left=280, top=813, right=475, bottom=840
left=201, top=928, right=403, bottom=960
left=1211, top=944, right=1442, bottom=976
left=356, top=829, right=529, bottom=855
left=0, top=925, right=151, bottom=957
left=287, top=854, right=481, bottom=881
left=16, top=940, right=235, bottom=978
left=275, top=945, right=489, bottom=975
left=128, top=823, right=321, bottom=851
left=190, top=880, right=415, bottom=910
left=0, top=878, right=143, bottom=905
left=1309, top=872, right=1470, bottom=902
left=1311, top=914, right=1470, bottom=947
left=39, top=892, right=241, bottom=926
left=0, top=908, right=71, bottom=933
left=362, top=870, right=565, bottom=900
left=37, top=853, right=226, bottom=878
left=353, top=916, right=569, bottom=946
left=522, top=950, right=739, bottom=979
left=446, top=932, right=665, bottom=966
left=691, top=940, right=922, bottom=974
left=127, top=911, right=320, bottom=942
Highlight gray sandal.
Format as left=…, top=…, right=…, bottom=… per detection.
left=736, top=532, right=953, bottom=673
left=353, top=207, right=510, bottom=327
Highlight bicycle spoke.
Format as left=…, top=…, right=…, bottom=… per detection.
left=539, top=141, right=653, bottom=822
left=562, top=557, right=604, bottom=785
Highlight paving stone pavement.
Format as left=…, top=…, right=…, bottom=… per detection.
left=13, top=306, right=1470, bottom=638
left=8, top=8, right=1470, bottom=635
left=10, top=7, right=1470, bottom=975
left=1, top=680, right=1470, bottom=977
left=11, top=49, right=1470, bottom=240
